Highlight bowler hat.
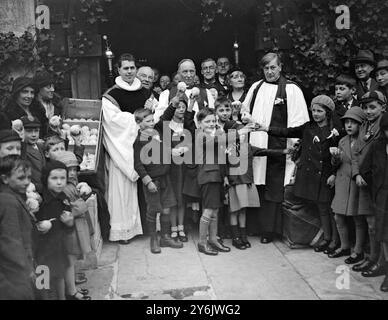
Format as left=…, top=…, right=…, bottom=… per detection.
left=351, top=50, right=376, bottom=67
left=341, top=106, right=366, bottom=124
left=21, top=116, right=41, bottom=129
left=11, top=77, right=34, bottom=97
left=0, top=129, right=22, bottom=143
left=311, top=95, right=335, bottom=111
left=360, top=90, right=387, bottom=106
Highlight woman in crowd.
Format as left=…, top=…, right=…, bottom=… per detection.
left=4, top=77, right=48, bottom=137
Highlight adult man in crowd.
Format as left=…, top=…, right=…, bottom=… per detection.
left=352, top=49, right=379, bottom=99
left=200, top=58, right=225, bottom=95
left=242, top=52, right=310, bottom=243
left=155, top=59, right=214, bottom=122
left=216, top=56, right=232, bottom=92
left=137, top=66, right=159, bottom=110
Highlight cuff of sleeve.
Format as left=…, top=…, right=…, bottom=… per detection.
left=142, top=175, right=152, bottom=186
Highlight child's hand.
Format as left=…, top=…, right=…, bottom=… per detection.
left=255, top=123, right=268, bottom=132
left=36, top=220, right=52, bottom=233
left=172, top=148, right=182, bottom=157
left=327, top=175, right=336, bottom=188
left=60, top=211, right=74, bottom=226
left=170, top=96, right=180, bottom=108
left=283, top=148, right=292, bottom=155
left=329, top=147, right=341, bottom=158
left=147, top=181, right=158, bottom=193
left=71, top=132, right=82, bottom=146
left=356, top=175, right=367, bottom=187
left=224, top=176, right=230, bottom=189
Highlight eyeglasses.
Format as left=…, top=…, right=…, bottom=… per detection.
left=217, top=62, right=230, bottom=66
left=202, top=66, right=216, bottom=71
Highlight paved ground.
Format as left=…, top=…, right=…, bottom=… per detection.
left=81, top=231, right=388, bottom=300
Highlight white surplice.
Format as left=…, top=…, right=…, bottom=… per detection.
left=102, top=77, right=143, bottom=241
left=242, top=80, right=310, bottom=186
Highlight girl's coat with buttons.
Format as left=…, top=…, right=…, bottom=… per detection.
left=268, top=121, right=338, bottom=202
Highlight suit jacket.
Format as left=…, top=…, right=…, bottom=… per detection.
left=360, top=136, right=388, bottom=201
left=0, top=187, right=34, bottom=300
left=195, top=129, right=237, bottom=185
left=352, top=115, right=383, bottom=178
left=355, top=78, right=379, bottom=100
left=21, top=143, right=46, bottom=194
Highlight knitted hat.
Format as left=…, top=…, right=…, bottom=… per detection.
left=0, top=129, right=22, bottom=143
left=41, top=159, right=67, bottom=186
left=33, top=71, right=54, bottom=90
left=351, top=49, right=376, bottom=67
left=21, top=115, right=41, bottom=129
left=0, top=112, right=11, bottom=130
left=53, top=151, right=79, bottom=169
left=360, top=90, right=387, bottom=106
left=380, top=112, right=388, bottom=132
left=341, top=106, right=366, bottom=124
left=311, top=95, right=335, bottom=111
left=11, top=77, right=34, bottom=97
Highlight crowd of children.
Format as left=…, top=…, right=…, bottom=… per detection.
left=1, top=48, right=388, bottom=299
left=0, top=114, right=94, bottom=300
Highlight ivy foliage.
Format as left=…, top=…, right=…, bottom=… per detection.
left=201, top=0, right=388, bottom=95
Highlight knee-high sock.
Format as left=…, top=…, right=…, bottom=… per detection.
left=209, top=217, right=218, bottom=243
left=160, top=213, right=171, bottom=236
left=335, top=214, right=350, bottom=249
left=353, top=216, right=366, bottom=254
left=366, top=216, right=379, bottom=262
left=146, top=211, right=157, bottom=234
left=317, top=203, right=332, bottom=241
left=199, top=215, right=211, bottom=244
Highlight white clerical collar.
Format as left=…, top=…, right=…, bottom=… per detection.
left=115, top=76, right=142, bottom=91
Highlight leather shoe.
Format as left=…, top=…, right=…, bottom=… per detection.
left=66, top=292, right=91, bottom=300
left=209, top=240, right=231, bottom=252
left=380, top=276, right=388, bottom=292
left=328, top=248, right=351, bottom=258
left=232, top=238, right=247, bottom=250
left=198, top=243, right=218, bottom=255
left=323, top=243, right=340, bottom=255
left=345, top=252, right=364, bottom=264
left=362, top=263, right=386, bottom=277
left=77, top=288, right=89, bottom=295
left=75, top=277, right=87, bottom=285
left=118, top=239, right=131, bottom=245
left=352, top=258, right=374, bottom=272
left=313, top=241, right=330, bottom=252
left=260, top=236, right=273, bottom=244
left=160, top=235, right=183, bottom=248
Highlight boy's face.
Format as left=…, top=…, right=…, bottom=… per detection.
left=0, top=141, right=21, bottom=158
left=362, top=101, right=385, bottom=122
left=344, top=119, right=360, bottom=136
left=45, top=142, right=66, bottom=159
left=335, top=84, right=354, bottom=102
left=47, top=168, right=67, bottom=194
left=67, top=166, right=78, bottom=184
left=216, top=105, right=232, bottom=123
left=311, top=104, right=328, bottom=124
left=376, top=69, right=388, bottom=87
left=139, top=114, right=154, bottom=131
left=24, top=128, right=40, bottom=145
left=200, top=114, right=216, bottom=133
left=174, top=102, right=186, bottom=120
left=355, top=63, right=374, bottom=81
left=2, top=167, right=31, bottom=195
